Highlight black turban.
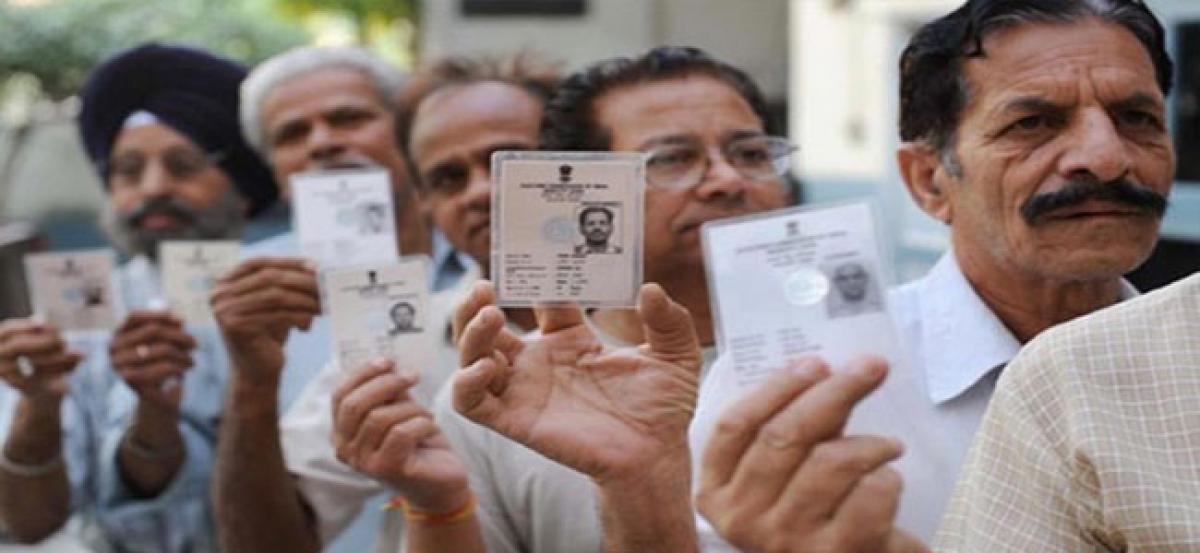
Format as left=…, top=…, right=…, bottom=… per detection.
left=78, top=43, right=278, bottom=216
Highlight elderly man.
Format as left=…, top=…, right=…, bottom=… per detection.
left=432, top=47, right=859, bottom=553
left=212, top=53, right=554, bottom=552
left=0, top=43, right=275, bottom=551
left=688, top=0, right=1175, bottom=548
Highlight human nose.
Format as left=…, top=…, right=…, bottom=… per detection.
left=306, top=122, right=346, bottom=163
left=137, top=159, right=174, bottom=198
left=692, top=147, right=747, bottom=200
left=1058, top=108, right=1133, bottom=183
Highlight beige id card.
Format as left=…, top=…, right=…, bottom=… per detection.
left=324, top=256, right=433, bottom=374
left=24, top=249, right=122, bottom=331
left=491, top=151, right=644, bottom=307
left=159, top=240, right=241, bottom=326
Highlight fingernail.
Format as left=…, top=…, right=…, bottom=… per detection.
left=850, top=359, right=886, bottom=380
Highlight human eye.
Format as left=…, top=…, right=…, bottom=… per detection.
left=647, top=146, right=699, bottom=171
left=107, top=155, right=144, bottom=185
left=727, top=139, right=773, bottom=167
left=271, top=122, right=307, bottom=147
left=425, top=165, right=469, bottom=194
left=1115, top=109, right=1164, bottom=132
left=329, top=107, right=374, bottom=129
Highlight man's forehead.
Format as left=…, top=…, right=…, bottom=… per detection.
left=963, top=19, right=1161, bottom=112
left=263, top=68, right=384, bottom=122
left=411, top=82, right=541, bottom=155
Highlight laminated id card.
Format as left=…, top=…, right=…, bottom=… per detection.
left=159, top=240, right=241, bottom=326
left=291, top=168, right=399, bottom=268
left=701, top=201, right=901, bottom=388
left=24, top=249, right=123, bottom=331
left=324, top=256, right=433, bottom=374
left=491, top=151, right=644, bottom=307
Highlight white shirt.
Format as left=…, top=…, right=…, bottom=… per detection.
left=689, top=251, right=1139, bottom=547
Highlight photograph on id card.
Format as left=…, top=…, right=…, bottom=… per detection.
left=24, top=249, right=122, bottom=331
left=160, top=240, right=241, bottom=326
left=702, top=201, right=901, bottom=390
left=491, top=151, right=644, bottom=307
left=291, top=168, right=399, bottom=268
left=324, top=256, right=432, bottom=374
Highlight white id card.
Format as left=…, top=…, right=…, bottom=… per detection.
left=24, top=249, right=123, bottom=331
left=159, top=240, right=241, bottom=325
left=324, top=256, right=433, bottom=374
left=291, top=168, right=399, bottom=268
left=702, top=202, right=901, bottom=388
left=491, top=151, right=644, bottom=307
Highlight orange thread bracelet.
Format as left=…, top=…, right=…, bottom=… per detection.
left=383, top=494, right=477, bottom=525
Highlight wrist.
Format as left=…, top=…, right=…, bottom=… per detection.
left=397, top=484, right=474, bottom=515
left=128, top=407, right=183, bottom=452
left=594, top=444, right=691, bottom=494
left=227, top=374, right=281, bottom=420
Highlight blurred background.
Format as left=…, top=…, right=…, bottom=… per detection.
left=0, top=0, right=1196, bottom=310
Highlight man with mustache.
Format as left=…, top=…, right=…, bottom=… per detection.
left=0, top=43, right=276, bottom=551
left=211, top=47, right=491, bottom=553
left=688, top=0, right=1175, bottom=549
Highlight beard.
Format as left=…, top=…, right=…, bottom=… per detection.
left=100, top=190, right=246, bottom=261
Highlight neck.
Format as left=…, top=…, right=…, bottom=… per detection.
left=591, top=264, right=715, bottom=347
left=396, top=194, right=431, bottom=256
left=954, top=245, right=1125, bottom=344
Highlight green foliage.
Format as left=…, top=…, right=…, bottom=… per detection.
left=274, top=0, right=418, bottom=44
left=0, top=0, right=310, bottom=100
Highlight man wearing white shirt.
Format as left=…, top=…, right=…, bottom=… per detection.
left=690, top=0, right=1176, bottom=548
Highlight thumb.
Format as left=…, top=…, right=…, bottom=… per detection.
left=637, top=283, right=701, bottom=363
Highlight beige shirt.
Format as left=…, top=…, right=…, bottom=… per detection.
left=936, top=273, right=1200, bottom=552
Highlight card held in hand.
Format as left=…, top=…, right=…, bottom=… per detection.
left=491, top=151, right=644, bottom=307
left=24, top=249, right=123, bottom=331
left=159, top=240, right=241, bottom=326
left=324, top=256, right=434, bottom=375
left=291, top=168, right=399, bottom=268
left=702, top=201, right=901, bottom=389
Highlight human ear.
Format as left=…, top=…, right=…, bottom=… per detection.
left=896, top=143, right=952, bottom=224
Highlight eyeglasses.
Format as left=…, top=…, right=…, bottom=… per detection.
left=103, top=148, right=226, bottom=188
left=644, top=135, right=797, bottom=190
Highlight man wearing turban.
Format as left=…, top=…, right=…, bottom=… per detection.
left=0, top=43, right=275, bottom=552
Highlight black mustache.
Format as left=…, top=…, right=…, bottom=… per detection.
left=124, top=197, right=198, bottom=228
left=1020, top=177, right=1167, bottom=224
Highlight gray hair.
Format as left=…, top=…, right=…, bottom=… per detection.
left=239, top=46, right=406, bottom=155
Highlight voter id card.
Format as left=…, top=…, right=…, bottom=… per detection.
left=24, top=249, right=123, bottom=331
left=159, top=240, right=241, bottom=326
left=291, top=168, right=399, bottom=268
left=702, top=201, right=901, bottom=388
left=324, top=256, right=433, bottom=374
left=491, top=151, right=644, bottom=307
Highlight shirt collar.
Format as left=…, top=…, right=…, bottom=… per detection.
left=917, top=251, right=1139, bottom=405
left=430, top=228, right=478, bottom=292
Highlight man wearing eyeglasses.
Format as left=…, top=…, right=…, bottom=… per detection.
left=0, top=43, right=276, bottom=551
left=414, top=46, right=803, bottom=553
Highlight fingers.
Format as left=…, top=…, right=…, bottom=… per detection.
left=700, top=358, right=831, bottom=491
left=331, top=359, right=395, bottom=410
left=729, top=357, right=888, bottom=490
left=110, top=322, right=197, bottom=355
left=777, top=435, right=903, bottom=522
left=110, top=342, right=193, bottom=370
left=218, top=256, right=314, bottom=284
left=0, top=328, right=68, bottom=361
left=345, top=402, right=432, bottom=462
left=452, top=281, right=496, bottom=346
left=533, top=303, right=585, bottom=335
left=830, top=466, right=905, bottom=550
left=333, top=364, right=419, bottom=440
left=458, top=306, right=506, bottom=367
left=116, top=310, right=183, bottom=333
left=452, top=356, right=506, bottom=423
left=637, top=283, right=700, bottom=363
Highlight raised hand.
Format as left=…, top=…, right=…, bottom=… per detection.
left=0, top=318, right=80, bottom=401
left=696, top=357, right=930, bottom=553
left=331, top=359, right=470, bottom=513
left=209, top=257, right=319, bottom=387
left=453, top=281, right=703, bottom=482
left=109, top=311, right=196, bottom=410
